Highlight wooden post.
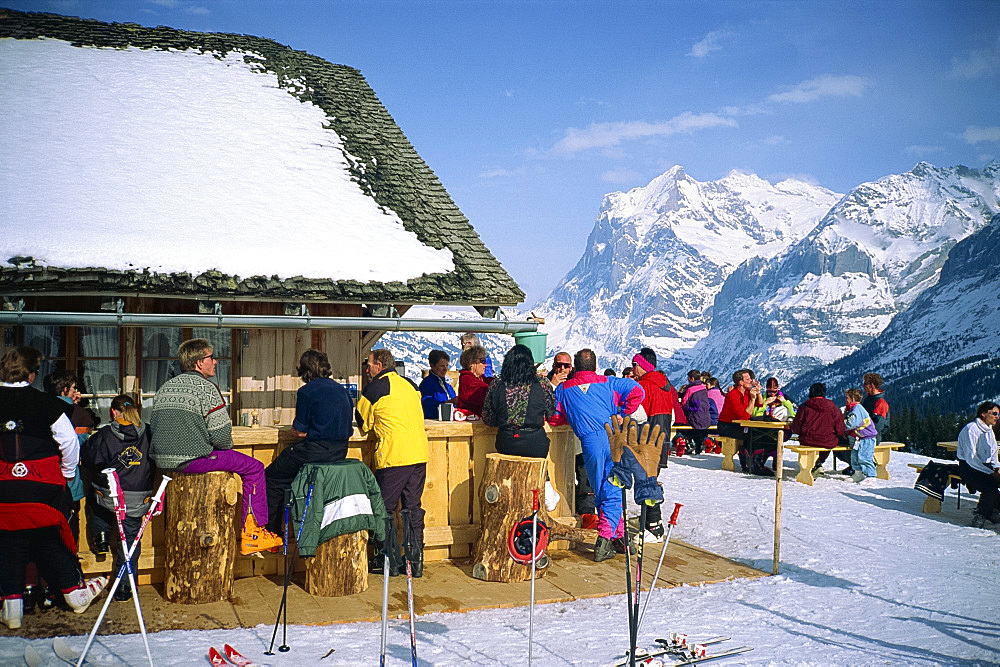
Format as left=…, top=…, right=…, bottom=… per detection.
left=164, top=471, right=239, bottom=604
left=471, top=453, right=549, bottom=582
left=305, top=531, right=369, bottom=596
left=773, top=429, right=784, bottom=575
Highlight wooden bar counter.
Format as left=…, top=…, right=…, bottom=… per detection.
left=78, top=421, right=580, bottom=585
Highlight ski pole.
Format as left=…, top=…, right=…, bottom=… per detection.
left=77, top=475, right=170, bottom=667
left=636, top=503, right=682, bottom=636
left=266, top=473, right=315, bottom=655
left=379, top=521, right=390, bottom=667
left=621, top=488, right=635, bottom=667
left=94, top=469, right=155, bottom=666
left=401, top=509, right=417, bottom=667
left=631, top=502, right=648, bottom=656
left=529, top=488, right=539, bottom=666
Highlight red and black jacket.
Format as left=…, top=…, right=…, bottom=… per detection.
left=0, top=385, right=76, bottom=552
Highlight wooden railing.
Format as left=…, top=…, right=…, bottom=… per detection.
left=78, top=422, right=580, bottom=584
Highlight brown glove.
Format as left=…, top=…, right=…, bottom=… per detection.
left=604, top=416, right=631, bottom=463
left=625, top=421, right=665, bottom=477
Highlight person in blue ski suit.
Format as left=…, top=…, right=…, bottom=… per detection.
left=844, top=388, right=878, bottom=482
left=550, top=349, right=644, bottom=558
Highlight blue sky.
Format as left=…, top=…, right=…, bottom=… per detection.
left=7, top=0, right=999, bottom=304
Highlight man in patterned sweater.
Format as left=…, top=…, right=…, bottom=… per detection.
left=150, top=338, right=281, bottom=555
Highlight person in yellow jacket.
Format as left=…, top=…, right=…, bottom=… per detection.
left=356, top=348, right=429, bottom=577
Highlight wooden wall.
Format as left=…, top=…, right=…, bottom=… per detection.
left=76, top=422, right=580, bottom=584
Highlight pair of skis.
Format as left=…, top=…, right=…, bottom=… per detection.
left=209, top=645, right=254, bottom=666
left=612, top=635, right=752, bottom=667
left=27, top=637, right=120, bottom=665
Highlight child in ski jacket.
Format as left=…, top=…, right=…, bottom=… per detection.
left=81, top=394, right=153, bottom=601
left=844, top=388, right=877, bottom=482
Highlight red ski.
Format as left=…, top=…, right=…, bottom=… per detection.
left=225, top=644, right=255, bottom=667
left=208, top=647, right=228, bottom=665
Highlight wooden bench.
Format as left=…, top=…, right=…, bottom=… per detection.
left=908, top=463, right=967, bottom=513
left=787, top=442, right=904, bottom=485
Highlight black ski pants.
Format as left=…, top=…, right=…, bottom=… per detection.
left=0, top=526, right=82, bottom=596
left=375, top=463, right=426, bottom=550
left=265, top=439, right=347, bottom=533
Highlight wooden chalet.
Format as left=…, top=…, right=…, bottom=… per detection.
left=0, top=10, right=552, bottom=582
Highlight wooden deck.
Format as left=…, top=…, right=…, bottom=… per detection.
left=3, top=540, right=766, bottom=639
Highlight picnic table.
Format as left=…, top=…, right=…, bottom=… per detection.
left=938, top=441, right=958, bottom=452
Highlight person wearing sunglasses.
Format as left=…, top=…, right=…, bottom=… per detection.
left=546, top=352, right=573, bottom=387
left=956, top=401, right=1000, bottom=528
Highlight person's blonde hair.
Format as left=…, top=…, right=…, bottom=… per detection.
left=111, top=394, right=142, bottom=426
left=178, top=338, right=212, bottom=372
left=845, top=388, right=864, bottom=403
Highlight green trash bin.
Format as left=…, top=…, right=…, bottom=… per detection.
left=513, top=331, right=548, bottom=365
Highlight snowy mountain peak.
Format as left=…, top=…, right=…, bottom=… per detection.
left=533, top=165, right=842, bottom=369
left=691, top=162, right=1000, bottom=383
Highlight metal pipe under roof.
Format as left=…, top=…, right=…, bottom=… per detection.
left=0, top=310, right=540, bottom=334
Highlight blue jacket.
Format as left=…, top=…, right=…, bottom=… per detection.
left=419, top=373, right=456, bottom=419
left=293, top=378, right=354, bottom=443
left=551, top=371, right=645, bottom=438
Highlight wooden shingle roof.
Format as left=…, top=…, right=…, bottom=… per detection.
left=0, top=9, right=524, bottom=306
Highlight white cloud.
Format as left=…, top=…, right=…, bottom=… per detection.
left=767, top=74, right=867, bottom=104
left=600, top=169, right=643, bottom=184
left=905, top=144, right=945, bottom=157
left=551, top=112, right=737, bottom=155
left=689, top=30, right=733, bottom=58
left=950, top=35, right=1000, bottom=79
left=964, top=126, right=1000, bottom=144
left=478, top=168, right=515, bottom=179
left=503, top=89, right=515, bottom=98
left=187, top=6, right=210, bottom=15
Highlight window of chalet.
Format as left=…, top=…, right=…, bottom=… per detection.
left=17, top=325, right=233, bottom=423
left=23, top=325, right=119, bottom=421
left=139, top=327, right=232, bottom=411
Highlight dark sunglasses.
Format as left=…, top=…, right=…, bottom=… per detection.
left=553, top=362, right=572, bottom=370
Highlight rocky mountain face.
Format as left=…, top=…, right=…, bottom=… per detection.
left=532, top=166, right=841, bottom=371
left=690, top=162, right=1000, bottom=384
left=378, top=161, right=1000, bottom=405
left=784, top=212, right=1000, bottom=413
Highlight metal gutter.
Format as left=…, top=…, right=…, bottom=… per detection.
left=0, top=309, right=539, bottom=334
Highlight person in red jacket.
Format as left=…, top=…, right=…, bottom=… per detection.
left=456, top=345, right=493, bottom=418
left=718, top=369, right=765, bottom=473
left=791, top=382, right=847, bottom=477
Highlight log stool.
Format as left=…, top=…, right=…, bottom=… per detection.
left=305, top=531, right=369, bottom=596
left=164, top=471, right=239, bottom=604
left=471, top=453, right=550, bottom=582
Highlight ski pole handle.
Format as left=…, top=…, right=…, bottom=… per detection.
left=103, top=467, right=125, bottom=520
left=532, top=489, right=539, bottom=512
left=150, top=475, right=171, bottom=516
left=668, top=502, right=682, bottom=526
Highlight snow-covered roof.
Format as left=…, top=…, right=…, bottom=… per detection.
left=0, top=9, right=524, bottom=306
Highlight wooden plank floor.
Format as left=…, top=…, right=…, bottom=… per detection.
left=2, top=540, right=766, bottom=639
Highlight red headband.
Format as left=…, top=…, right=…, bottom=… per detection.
left=632, top=354, right=655, bottom=372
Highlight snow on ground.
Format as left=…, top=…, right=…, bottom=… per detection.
left=2, top=449, right=998, bottom=666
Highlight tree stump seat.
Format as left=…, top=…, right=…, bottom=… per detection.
left=305, top=531, right=369, bottom=596
left=164, top=471, right=239, bottom=604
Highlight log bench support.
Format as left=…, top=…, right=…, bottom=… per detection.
left=471, top=453, right=550, bottom=583
left=164, top=471, right=239, bottom=604
left=789, top=442, right=904, bottom=486
left=305, top=531, right=368, bottom=596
